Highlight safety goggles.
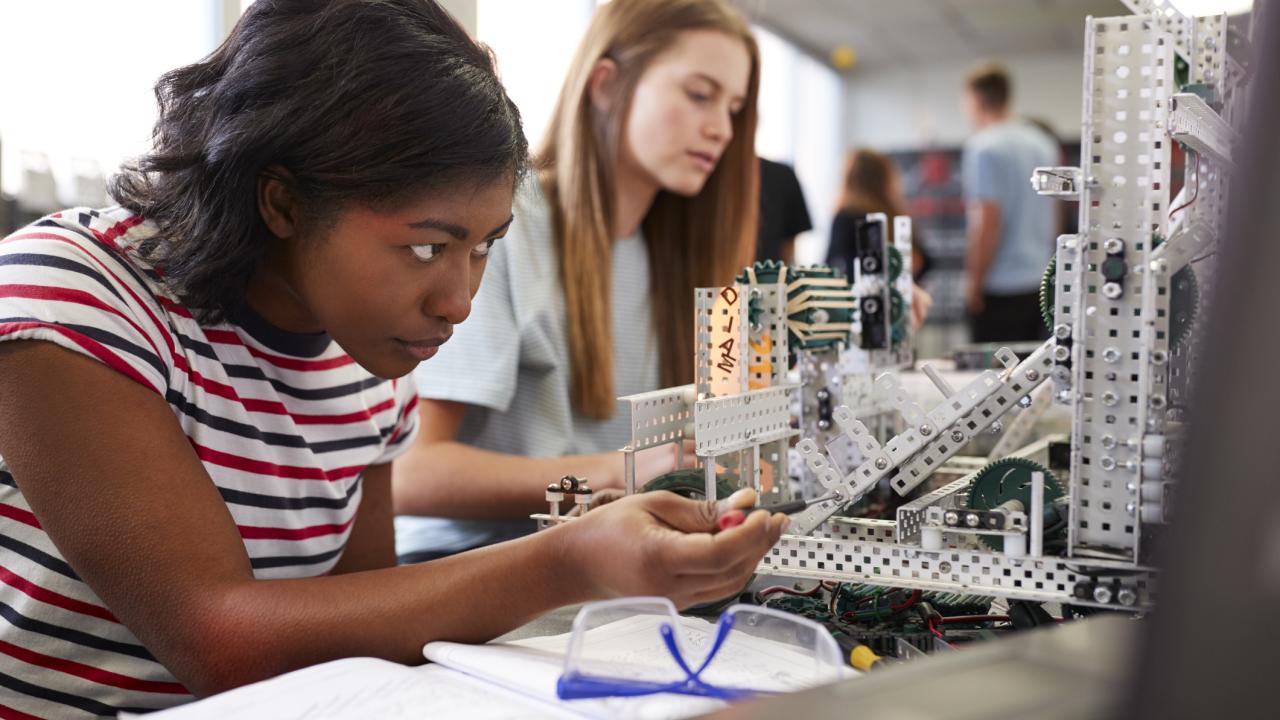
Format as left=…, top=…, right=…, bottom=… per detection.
left=556, top=596, right=845, bottom=702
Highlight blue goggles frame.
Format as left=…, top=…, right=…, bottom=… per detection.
left=557, top=610, right=764, bottom=702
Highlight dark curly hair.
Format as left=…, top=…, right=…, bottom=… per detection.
left=110, top=0, right=528, bottom=322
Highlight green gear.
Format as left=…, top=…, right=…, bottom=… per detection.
left=640, top=468, right=737, bottom=501
left=1038, top=235, right=1199, bottom=344
left=1039, top=258, right=1057, bottom=332
left=735, top=261, right=854, bottom=365
left=888, top=286, right=907, bottom=344
left=887, top=246, right=904, bottom=282
left=967, top=457, right=1064, bottom=551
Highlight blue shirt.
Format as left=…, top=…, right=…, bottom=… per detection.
left=962, top=120, right=1059, bottom=294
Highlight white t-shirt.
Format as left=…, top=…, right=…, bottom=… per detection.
left=395, top=180, right=660, bottom=557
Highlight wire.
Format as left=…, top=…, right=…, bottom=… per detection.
left=756, top=582, right=823, bottom=602
left=1169, top=151, right=1200, bottom=219
left=939, top=615, right=1010, bottom=625
left=927, top=617, right=947, bottom=641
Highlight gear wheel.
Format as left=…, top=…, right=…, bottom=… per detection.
left=966, top=457, right=1064, bottom=551
left=736, top=261, right=854, bottom=365
left=887, top=246, right=904, bottom=282
left=640, top=468, right=737, bottom=501
left=1039, top=258, right=1057, bottom=332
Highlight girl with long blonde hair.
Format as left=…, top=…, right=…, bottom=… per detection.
left=392, top=0, right=762, bottom=561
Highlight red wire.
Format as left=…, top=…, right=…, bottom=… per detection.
left=927, top=617, right=947, bottom=641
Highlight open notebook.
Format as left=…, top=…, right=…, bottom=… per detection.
left=138, top=613, right=851, bottom=719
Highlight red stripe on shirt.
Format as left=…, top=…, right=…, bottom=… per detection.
left=0, top=566, right=117, bottom=623
left=0, top=639, right=186, bottom=695
left=387, top=395, right=420, bottom=444
left=0, top=283, right=165, bottom=364
left=238, top=514, right=357, bottom=541
left=293, top=397, right=397, bottom=425
left=204, top=329, right=352, bottom=372
left=192, top=444, right=366, bottom=482
left=5, top=232, right=175, bottom=363
left=0, top=504, right=41, bottom=529
left=0, top=321, right=159, bottom=394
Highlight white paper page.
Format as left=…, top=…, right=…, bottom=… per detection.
left=126, top=657, right=579, bottom=720
left=424, top=614, right=853, bottom=720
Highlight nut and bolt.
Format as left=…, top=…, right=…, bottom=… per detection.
left=1101, top=435, right=1118, bottom=449
left=874, top=457, right=889, bottom=470
left=1093, top=585, right=1114, bottom=604
left=1100, top=456, right=1117, bottom=471
left=944, top=511, right=960, bottom=526
left=1103, top=347, right=1121, bottom=363
left=950, top=430, right=965, bottom=443
left=919, top=425, right=933, bottom=436
left=1018, top=395, right=1033, bottom=408
left=1054, top=345, right=1072, bottom=362
left=1054, top=324, right=1072, bottom=340
left=1117, top=588, right=1138, bottom=606
left=1025, top=369, right=1040, bottom=382
left=990, top=421, right=1004, bottom=434
left=1102, top=391, right=1119, bottom=407
left=1103, top=282, right=1124, bottom=300
left=964, top=513, right=982, bottom=528
left=1104, top=238, right=1125, bottom=254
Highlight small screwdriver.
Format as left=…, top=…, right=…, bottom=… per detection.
left=716, top=493, right=837, bottom=530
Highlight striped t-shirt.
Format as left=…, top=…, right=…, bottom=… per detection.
left=0, top=207, right=419, bottom=717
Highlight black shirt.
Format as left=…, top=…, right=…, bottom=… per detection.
left=756, top=158, right=812, bottom=262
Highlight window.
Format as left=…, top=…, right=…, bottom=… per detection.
left=0, top=1, right=223, bottom=208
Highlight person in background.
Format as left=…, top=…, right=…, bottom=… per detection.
left=392, top=0, right=760, bottom=563
left=0, top=2, right=781, bottom=715
left=960, top=62, right=1057, bottom=342
left=756, top=156, right=811, bottom=264
left=826, top=148, right=933, bottom=330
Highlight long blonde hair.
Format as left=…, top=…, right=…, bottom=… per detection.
left=539, top=0, right=760, bottom=419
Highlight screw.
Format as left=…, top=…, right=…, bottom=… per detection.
left=1151, top=351, right=1168, bottom=365
left=919, top=425, right=933, bottom=436
left=874, top=457, right=889, bottom=470
left=1101, top=435, right=1117, bottom=450
left=1100, top=456, right=1117, bottom=471
left=1054, top=346, right=1072, bottom=362
left=817, top=419, right=831, bottom=431
left=1116, top=588, right=1138, bottom=606
left=990, top=421, right=1004, bottom=434
left=1025, top=369, right=1040, bottom=382
left=1103, top=282, right=1123, bottom=299
left=1018, top=395, right=1033, bottom=408
left=1125, top=502, right=1137, bottom=515
left=1103, top=347, right=1121, bottom=363
left=1150, top=395, right=1167, bottom=410
left=964, top=513, right=981, bottom=528
left=1102, top=391, right=1119, bottom=407
left=944, top=511, right=960, bottom=526
left=1054, top=324, right=1072, bottom=340
left=1104, top=238, right=1125, bottom=254
left=1093, top=585, right=1114, bottom=604
left=939, top=561, right=952, bottom=573
left=951, top=430, right=965, bottom=443
left=816, top=389, right=830, bottom=401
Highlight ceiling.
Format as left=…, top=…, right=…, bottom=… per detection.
left=743, top=0, right=1131, bottom=72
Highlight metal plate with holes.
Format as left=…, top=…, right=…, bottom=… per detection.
left=619, top=386, right=693, bottom=452
left=894, top=343, right=1055, bottom=494
left=759, top=534, right=1155, bottom=611
left=694, top=385, right=798, bottom=456
left=1068, top=15, right=1174, bottom=559
left=896, top=478, right=971, bottom=544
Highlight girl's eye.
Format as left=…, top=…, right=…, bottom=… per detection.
left=410, top=244, right=447, bottom=263
left=473, top=237, right=499, bottom=258
left=686, top=90, right=712, bottom=104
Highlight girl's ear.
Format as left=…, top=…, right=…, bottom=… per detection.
left=588, top=57, right=621, bottom=114
left=257, top=165, right=298, bottom=240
